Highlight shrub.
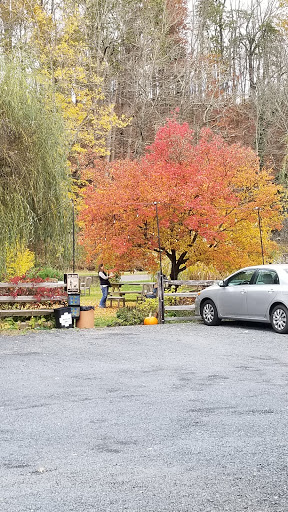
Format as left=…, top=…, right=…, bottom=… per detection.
left=26, top=267, right=63, bottom=280
left=0, top=315, right=56, bottom=330
left=108, top=298, right=158, bottom=326
left=2, top=275, right=65, bottom=301
left=113, top=307, right=144, bottom=326
left=5, top=243, right=35, bottom=279
left=134, top=299, right=158, bottom=317
left=180, top=262, right=222, bottom=281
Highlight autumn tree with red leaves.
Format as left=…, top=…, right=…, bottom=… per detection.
left=80, top=120, right=282, bottom=279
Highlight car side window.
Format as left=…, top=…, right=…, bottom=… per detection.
left=255, top=270, right=279, bottom=285
left=227, top=270, right=255, bottom=287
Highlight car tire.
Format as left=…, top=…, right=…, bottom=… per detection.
left=201, top=299, right=221, bottom=326
left=271, top=304, right=288, bottom=334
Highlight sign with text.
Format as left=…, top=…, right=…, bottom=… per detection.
left=65, top=273, right=79, bottom=294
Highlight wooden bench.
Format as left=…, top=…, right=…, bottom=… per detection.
left=107, top=296, right=125, bottom=308
left=118, top=290, right=142, bottom=296
left=0, top=281, right=67, bottom=318
left=108, top=289, right=142, bottom=305
left=0, top=308, right=55, bottom=318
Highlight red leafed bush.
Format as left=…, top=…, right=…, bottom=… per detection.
left=3, top=276, right=65, bottom=300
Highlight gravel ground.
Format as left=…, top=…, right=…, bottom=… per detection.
left=1, top=320, right=288, bottom=512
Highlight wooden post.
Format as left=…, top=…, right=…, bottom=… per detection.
left=157, top=272, right=165, bottom=324
left=154, top=202, right=165, bottom=324
left=72, top=200, right=75, bottom=273
left=257, top=208, right=265, bottom=265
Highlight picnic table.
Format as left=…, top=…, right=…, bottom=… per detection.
left=107, top=282, right=155, bottom=307
left=109, top=282, right=149, bottom=293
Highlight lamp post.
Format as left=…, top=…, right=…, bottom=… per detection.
left=256, top=207, right=264, bottom=265
left=72, top=200, right=75, bottom=273
left=154, top=202, right=165, bottom=323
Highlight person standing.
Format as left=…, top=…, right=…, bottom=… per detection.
left=98, top=263, right=114, bottom=308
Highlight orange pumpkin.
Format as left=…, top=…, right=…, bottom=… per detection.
left=144, top=316, right=158, bottom=325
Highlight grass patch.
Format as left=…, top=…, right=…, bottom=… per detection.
left=80, top=283, right=145, bottom=327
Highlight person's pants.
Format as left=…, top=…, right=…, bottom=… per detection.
left=99, top=286, right=109, bottom=307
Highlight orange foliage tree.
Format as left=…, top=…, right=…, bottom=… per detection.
left=79, top=120, right=283, bottom=278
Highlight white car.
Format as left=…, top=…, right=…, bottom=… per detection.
left=195, top=264, right=288, bottom=334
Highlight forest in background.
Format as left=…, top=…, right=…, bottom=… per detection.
left=0, top=0, right=288, bottom=277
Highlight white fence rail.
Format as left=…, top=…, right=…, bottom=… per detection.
left=157, top=275, right=218, bottom=323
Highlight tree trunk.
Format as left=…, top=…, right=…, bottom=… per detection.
left=165, top=249, right=189, bottom=280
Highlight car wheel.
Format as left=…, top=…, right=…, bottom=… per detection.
left=271, top=305, right=288, bottom=334
left=201, top=300, right=221, bottom=326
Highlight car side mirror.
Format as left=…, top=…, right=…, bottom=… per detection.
left=218, top=280, right=226, bottom=287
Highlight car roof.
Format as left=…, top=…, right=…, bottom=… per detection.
left=223, top=264, right=288, bottom=282
left=241, top=264, right=288, bottom=271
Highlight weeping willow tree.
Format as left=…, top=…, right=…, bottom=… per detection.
left=0, top=60, right=72, bottom=277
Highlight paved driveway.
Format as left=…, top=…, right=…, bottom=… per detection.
left=1, top=321, right=288, bottom=511
left=121, top=273, right=151, bottom=281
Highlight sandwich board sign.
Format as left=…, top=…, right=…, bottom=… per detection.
left=65, top=273, right=79, bottom=294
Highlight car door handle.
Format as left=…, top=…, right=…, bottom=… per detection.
left=241, top=290, right=246, bottom=294
left=268, top=289, right=274, bottom=293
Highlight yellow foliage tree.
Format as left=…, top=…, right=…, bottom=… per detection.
left=6, top=243, right=35, bottom=279
left=194, top=164, right=283, bottom=273
left=29, top=1, right=128, bottom=158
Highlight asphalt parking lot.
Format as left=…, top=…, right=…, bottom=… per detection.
left=1, top=321, right=288, bottom=512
